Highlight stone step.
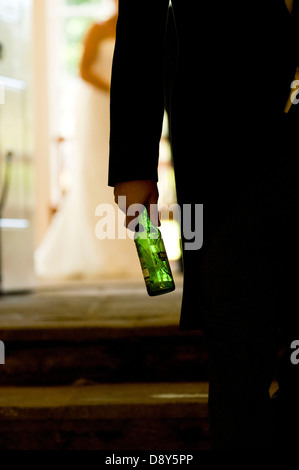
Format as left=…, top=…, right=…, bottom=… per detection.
left=0, top=279, right=208, bottom=385
left=0, top=382, right=210, bottom=450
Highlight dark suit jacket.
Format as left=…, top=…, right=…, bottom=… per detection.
left=109, top=0, right=299, bottom=330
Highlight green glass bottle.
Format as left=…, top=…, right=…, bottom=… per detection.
left=134, top=208, right=175, bottom=296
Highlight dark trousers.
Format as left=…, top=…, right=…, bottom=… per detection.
left=199, top=154, right=299, bottom=449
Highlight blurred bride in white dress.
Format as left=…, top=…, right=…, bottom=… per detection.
left=35, top=0, right=140, bottom=280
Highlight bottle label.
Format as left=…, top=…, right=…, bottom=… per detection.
left=157, top=251, right=167, bottom=261
left=142, top=268, right=150, bottom=280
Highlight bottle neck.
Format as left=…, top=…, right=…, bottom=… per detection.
left=135, top=208, right=160, bottom=240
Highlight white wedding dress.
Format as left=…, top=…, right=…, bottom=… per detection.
left=35, top=37, right=140, bottom=280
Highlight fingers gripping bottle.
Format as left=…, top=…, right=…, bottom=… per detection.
left=134, top=208, right=175, bottom=296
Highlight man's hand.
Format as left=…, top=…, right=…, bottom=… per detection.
left=114, top=180, right=160, bottom=230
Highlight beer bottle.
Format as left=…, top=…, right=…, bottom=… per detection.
left=134, top=207, right=175, bottom=296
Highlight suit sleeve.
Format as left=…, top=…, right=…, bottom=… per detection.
left=108, top=0, right=170, bottom=186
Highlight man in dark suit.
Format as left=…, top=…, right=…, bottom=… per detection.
left=109, top=0, right=299, bottom=449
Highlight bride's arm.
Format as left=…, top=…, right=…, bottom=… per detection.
left=284, top=0, right=299, bottom=112
left=285, top=0, right=294, bottom=14
left=79, top=22, right=113, bottom=93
